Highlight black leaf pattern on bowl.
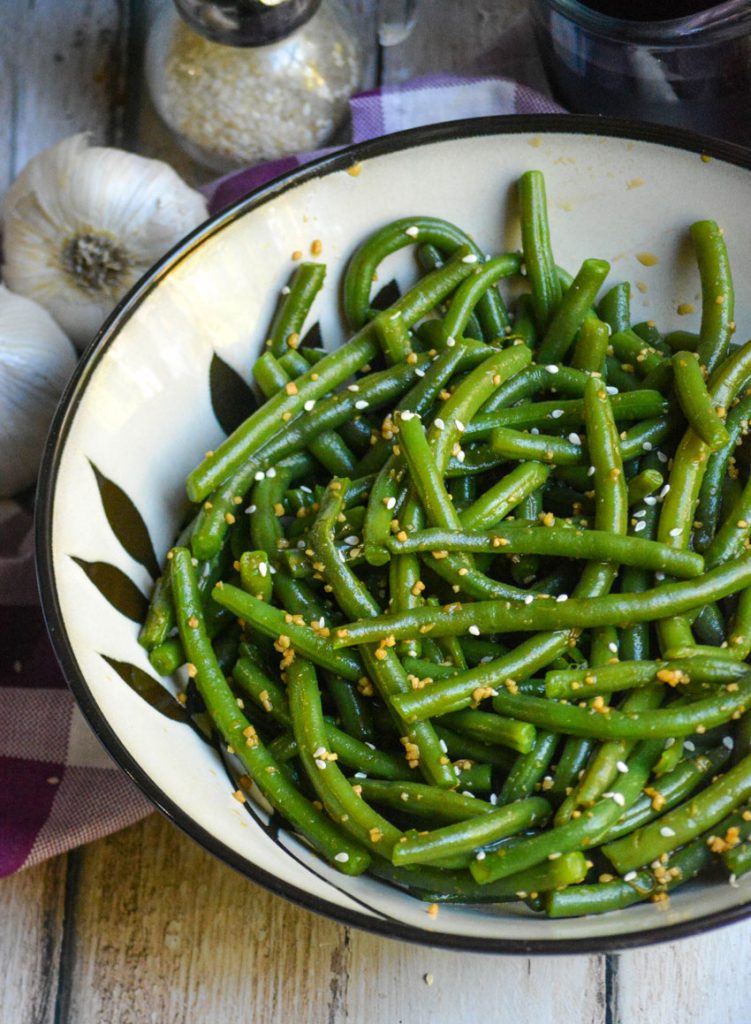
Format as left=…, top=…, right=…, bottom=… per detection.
left=101, top=655, right=191, bottom=722
left=299, top=321, right=322, bottom=349
left=370, top=279, right=402, bottom=311
left=71, top=557, right=148, bottom=623
left=209, top=352, right=258, bottom=435
left=89, top=462, right=160, bottom=579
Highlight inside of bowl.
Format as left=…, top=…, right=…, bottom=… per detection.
left=44, top=124, right=751, bottom=949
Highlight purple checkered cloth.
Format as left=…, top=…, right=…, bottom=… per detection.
left=1, top=75, right=562, bottom=877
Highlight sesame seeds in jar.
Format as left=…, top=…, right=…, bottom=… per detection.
left=146, top=0, right=363, bottom=173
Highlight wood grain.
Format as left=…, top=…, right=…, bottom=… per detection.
left=0, top=855, right=68, bottom=1024
left=0, top=0, right=133, bottom=192
left=53, top=814, right=608, bottom=1024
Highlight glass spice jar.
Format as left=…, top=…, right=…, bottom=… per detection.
left=146, top=0, right=365, bottom=173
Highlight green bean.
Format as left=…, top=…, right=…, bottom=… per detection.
left=438, top=709, right=537, bottom=755
left=374, top=309, right=412, bottom=365
left=358, top=779, right=494, bottom=823
left=544, top=656, right=747, bottom=700
left=266, top=262, right=326, bottom=357
left=603, top=751, right=751, bottom=873
left=692, top=219, right=734, bottom=374
left=627, top=468, right=663, bottom=506
left=536, top=258, right=610, bottom=364
left=672, top=350, right=730, bottom=451
left=169, top=548, right=370, bottom=874
left=491, top=675, right=751, bottom=740
left=370, top=851, right=589, bottom=903
left=417, top=243, right=483, bottom=339
left=392, top=796, right=550, bottom=867
left=187, top=252, right=475, bottom=505
left=600, top=744, right=731, bottom=842
left=458, top=462, right=551, bottom=533
left=392, top=632, right=572, bottom=722
left=440, top=255, right=520, bottom=340
left=571, top=314, right=610, bottom=374
left=723, top=839, right=751, bottom=878
left=499, top=731, right=559, bottom=804
left=238, top=550, right=273, bottom=602
left=287, top=657, right=402, bottom=856
left=311, top=479, right=455, bottom=788
left=664, top=329, right=701, bottom=352
left=703, top=474, right=751, bottom=570
left=470, top=740, right=662, bottom=883
left=465, top=390, right=668, bottom=439
left=386, top=524, right=703, bottom=578
left=518, top=170, right=562, bottom=331
left=546, top=834, right=711, bottom=917
left=609, top=328, right=666, bottom=379
left=695, top=394, right=751, bottom=552
left=598, top=281, right=630, bottom=334
left=342, top=217, right=505, bottom=335
left=332, top=551, right=751, bottom=644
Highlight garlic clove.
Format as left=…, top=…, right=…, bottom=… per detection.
left=0, top=285, right=77, bottom=498
left=2, top=134, right=208, bottom=350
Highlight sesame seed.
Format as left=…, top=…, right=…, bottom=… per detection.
left=400, top=410, right=416, bottom=421
left=334, top=852, right=350, bottom=863
left=551, top=409, right=564, bottom=419
left=568, top=432, right=581, bottom=445
left=461, top=254, right=478, bottom=264
left=489, top=793, right=498, bottom=805
left=281, top=286, right=291, bottom=295
left=258, top=562, right=268, bottom=577
left=524, top=594, right=535, bottom=605
left=446, top=336, right=456, bottom=348
left=606, top=385, right=619, bottom=395
left=723, top=736, right=735, bottom=749
left=455, top=419, right=466, bottom=432
left=643, top=441, right=653, bottom=451
left=354, top=772, right=367, bottom=779
left=347, top=384, right=360, bottom=392
left=616, top=761, right=629, bottom=773
left=304, top=399, right=316, bottom=411
left=684, top=740, right=696, bottom=751
left=548, top=851, right=562, bottom=860
left=634, top=520, right=647, bottom=533
left=355, top=400, right=369, bottom=410
left=245, top=504, right=257, bottom=514
left=315, top=758, right=327, bottom=770
left=405, top=225, right=420, bottom=238
left=644, top=495, right=657, bottom=506
left=660, top=826, right=676, bottom=837
left=267, top=467, right=276, bottom=478
left=587, top=465, right=596, bottom=476
left=385, top=497, right=396, bottom=510
left=546, top=364, right=560, bottom=374
left=434, top=417, right=445, bottom=429
left=657, top=451, right=669, bottom=464
left=254, top=470, right=266, bottom=481
left=476, top=850, right=486, bottom=861
left=669, top=527, right=682, bottom=537
left=468, top=625, right=481, bottom=636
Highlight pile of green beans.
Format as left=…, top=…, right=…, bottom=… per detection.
left=141, top=171, right=751, bottom=918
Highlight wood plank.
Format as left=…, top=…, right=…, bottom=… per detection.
left=61, top=814, right=608, bottom=1023
left=0, top=0, right=131, bottom=192
left=63, top=813, right=346, bottom=1024
left=615, top=920, right=751, bottom=1024
left=347, top=929, right=607, bottom=1024
left=380, top=0, right=550, bottom=93
left=0, top=856, right=68, bottom=1024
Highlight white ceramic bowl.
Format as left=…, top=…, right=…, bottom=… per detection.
left=37, top=116, right=751, bottom=952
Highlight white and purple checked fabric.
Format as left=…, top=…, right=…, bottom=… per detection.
left=1, top=76, right=562, bottom=876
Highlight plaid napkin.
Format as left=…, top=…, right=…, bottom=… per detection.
left=0, top=75, right=562, bottom=877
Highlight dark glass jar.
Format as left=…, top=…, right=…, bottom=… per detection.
left=532, top=0, right=751, bottom=145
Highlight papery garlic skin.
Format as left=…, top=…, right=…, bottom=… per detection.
left=1, top=135, right=208, bottom=350
left=0, top=285, right=78, bottom=498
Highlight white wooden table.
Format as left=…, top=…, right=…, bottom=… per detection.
left=3, top=2, right=751, bottom=1021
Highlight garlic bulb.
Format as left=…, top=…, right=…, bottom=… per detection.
left=1, top=134, right=208, bottom=350
left=0, top=285, right=77, bottom=498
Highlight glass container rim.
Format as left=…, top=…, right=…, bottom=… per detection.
left=537, top=0, right=751, bottom=45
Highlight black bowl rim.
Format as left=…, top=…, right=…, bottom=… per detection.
left=36, top=112, right=751, bottom=955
